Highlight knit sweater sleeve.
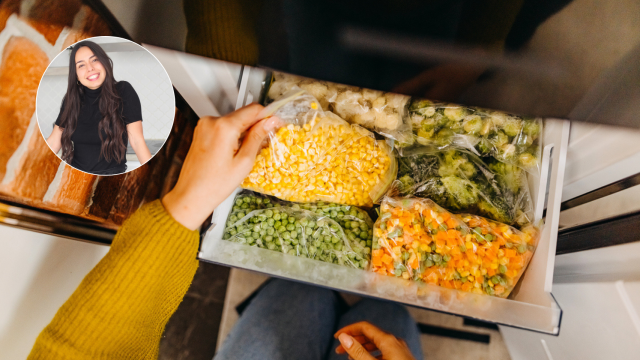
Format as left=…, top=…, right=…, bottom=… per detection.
left=27, top=199, right=200, bottom=360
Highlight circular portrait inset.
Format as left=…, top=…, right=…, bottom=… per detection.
left=36, top=36, right=175, bottom=176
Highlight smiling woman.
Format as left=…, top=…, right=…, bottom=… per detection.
left=44, top=40, right=153, bottom=175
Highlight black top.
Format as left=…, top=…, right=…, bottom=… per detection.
left=55, top=81, right=142, bottom=172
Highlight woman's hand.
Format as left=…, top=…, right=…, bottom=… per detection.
left=162, top=103, right=279, bottom=230
left=46, top=125, right=63, bottom=154
left=335, top=321, right=416, bottom=360
left=127, top=121, right=152, bottom=164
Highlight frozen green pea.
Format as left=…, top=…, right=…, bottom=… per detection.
left=331, top=236, right=340, bottom=244
left=267, top=228, right=275, bottom=235
left=499, top=264, right=507, bottom=274
left=517, top=244, right=527, bottom=254
left=359, top=232, right=368, bottom=240
left=334, top=243, right=343, bottom=251
left=260, top=229, right=266, bottom=236
left=274, top=221, right=282, bottom=228
left=305, top=227, right=313, bottom=236
left=278, top=225, right=286, bottom=233
left=264, top=210, right=273, bottom=217
left=267, top=219, right=275, bottom=226
left=286, top=224, right=295, bottom=231
left=281, top=219, right=289, bottom=226
left=235, top=199, right=243, bottom=206
left=265, top=235, right=273, bottom=242
left=290, top=231, right=298, bottom=239
left=236, top=212, right=245, bottom=219
left=273, top=214, right=281, bottom=221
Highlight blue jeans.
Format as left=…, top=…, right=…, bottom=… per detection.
left=214, top=279, right=423, bottom=360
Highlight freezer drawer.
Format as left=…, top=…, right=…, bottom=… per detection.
left=199, top=66, right=570, bottom=335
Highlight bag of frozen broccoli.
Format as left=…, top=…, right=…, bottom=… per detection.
left=266, top=71, right=413, bottom=143
left=390, top=148, right=534, bottom=228
left=222, top=192, right=372, bottom=269
left=398, top=100, right=543, bottom=174
left=244, top=89, right=397, bottom=208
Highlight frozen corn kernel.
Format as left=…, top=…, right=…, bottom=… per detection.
left=242, top=116, right=396, bottom=207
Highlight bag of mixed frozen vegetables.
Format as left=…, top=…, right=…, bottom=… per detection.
left=371, top=197, right=539, bottom=298
left=392, top=149, right=534, bottom=227
left=399, top=100, right=543, bottom=173
left=243, top=90, right=397, bottom=207
left=222, top=191, right=372, bottom=269
left=266, top=71, right=412, bottom=143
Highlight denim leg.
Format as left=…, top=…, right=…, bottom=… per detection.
left=214, top=279, right=339, bottom=360
left=325, top=298, right=423, bottom=360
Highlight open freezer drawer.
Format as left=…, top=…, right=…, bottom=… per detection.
left=199, top=66, right=570, bottom=335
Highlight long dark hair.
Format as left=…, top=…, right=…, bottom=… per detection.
left=58, top=40, right=126, bottom=164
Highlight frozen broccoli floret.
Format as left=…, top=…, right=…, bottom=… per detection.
left=503, top=118, right=524, bottom=137
left=523, top=119, right=541, bottom=138
left=518, top=152, right=538, bottom=169
left=477, top=199, right=512, bottom=225
left=441, top=176, right=478, bottom=209
left=435, top=128, right=454, bottom=147
left=490, top=131, right=509, bottom=147
left=489, top=161, right=522, bottom=194
left=462, top=115, right=483, bottom=134
left=515, top=132, right=533, bottom=147
left=444, top=106, right=467, bottom=121
left=397, top=175, right=416, bottom=195
left=476, top=138, right=493, bottom=155
left=410, top=99, right=433, bottom=111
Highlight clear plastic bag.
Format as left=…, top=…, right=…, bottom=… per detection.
left=392, top=149, right=534, bottom=227
left=371, top=197, right=539, bottom=298
left=222, top=191, right=372, bottom=269
left=266, top=72, right=412, bottom=141
left=243, top=90, right=397, bottom=207
left=399, top=100, right=543, bottom=174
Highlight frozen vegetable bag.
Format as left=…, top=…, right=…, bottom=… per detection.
left=393, top=149, right=534, bottom=227
left=400, top=100, right=543, bottom=174
left=243, top=89, right=397, bottom=207
left=222, top=191, right=372, bottom=269
left=371, top=197, right=539, bottom=298
left=266, top=72, right=413, bottom=143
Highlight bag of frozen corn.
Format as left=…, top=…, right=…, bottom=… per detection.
left=370, top=197, right=539, bottom=298
left=392, top=149, right=534, bottom=227
left=243, top=90, right=397, bottom=207
left=399, top=100, right=543, bottom=174
left=266, top=71, right=412, bottom=143
left=222, top=192, right=372, bottom=269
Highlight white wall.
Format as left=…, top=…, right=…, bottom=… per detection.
left=0, top=228, right=108, bottom=360
left=37, top=41, right=175, bottom=142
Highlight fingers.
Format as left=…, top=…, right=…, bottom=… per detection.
left=335, top=321, right=390, bottom=346
left=235, top=117, right=279, bottom=166
left=338, top=333, right=376, bottom=360
left=336, top=342, right=378, bottom=354
left=222, top=103, right=265, bottom=133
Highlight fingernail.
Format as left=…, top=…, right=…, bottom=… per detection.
left=338, top=333, right=353, bottom=349
left=264, top=117, right=279, bottom=132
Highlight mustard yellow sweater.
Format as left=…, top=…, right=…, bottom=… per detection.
left=27, top=200, right=200, bottom=359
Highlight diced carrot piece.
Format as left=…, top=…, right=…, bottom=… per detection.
left=451, top=247, right=461, bottom=256
left=461, top=282, right=472, bottom=292
left=487, top=268, right=496, bottom=277
left=510, top=255, right=524, bottom=267
left=381, top=254, right=393, bottom=265
left=505, top=249, right=516, bottom=258
left=477, top=247, right=486, bottom=257
left=446, top=218, right=458, bottom=229
left=372, top=257, right=382, bottom=267
left=441, top=212, right=450, bottom=221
